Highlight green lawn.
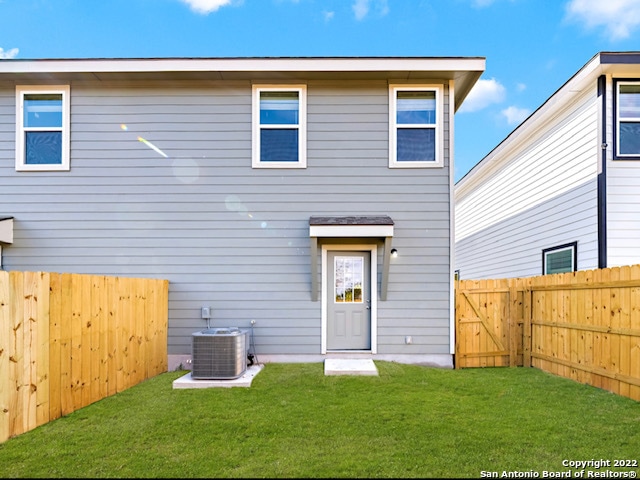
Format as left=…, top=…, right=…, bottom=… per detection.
left=1, top=362, right=638, bottom=478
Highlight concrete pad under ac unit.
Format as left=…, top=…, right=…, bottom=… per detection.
left=172, top=364, right=264, bottom=389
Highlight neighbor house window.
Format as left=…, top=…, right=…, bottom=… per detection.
left=389, top=85, right=443, bottom=168
left=252, top=85, right=306, bottom=168
left=615, top=81, right=640, bottom=158
left=16, top=85, right=70, bottom=171
left=542, top=242, right=577, bottom=275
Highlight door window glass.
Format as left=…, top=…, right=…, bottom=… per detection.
left=334, top=256, right=363, bottom=303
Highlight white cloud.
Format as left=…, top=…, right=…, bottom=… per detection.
left=516, top=82, right=527, bottom=92
left=0, top=47, right=19, bottom=59
left=501, top=105, right=531, bottom=125
left=458, top=78, right=506, bottom=113
left=472, top=0, right=496, bottom=7
left=323, top=10, right=335, bottom=21
left=472, top=0, right=516, bottom=7
left=353, top=0, right=370, bottom=20
left=352, top=0, right=388, bottom=20
left=377, top=0, right=390, bottom=16
left=179, top=0, right=236, bottom=14
left=565, top=0, right=640, bottom=40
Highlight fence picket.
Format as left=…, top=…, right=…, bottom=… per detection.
left=630, top=265, right=640, bottom=401
left=608, top=267, right=621, bottom=395
left=106, top=276, right=118, bottom=397
left=0, top=272, right=168, bottom=443
left=0, top=272, right=10, bottom=442
left=9, top=271, right=24, bottom=437
left=456, top=265, right=640, bottom=402
left=35, top=272, right=50, bottom=428
left=23, top=271, right=38, bottom=433
left=48, top=273, right=62, bottom=421
left=80, top=274, right=92, bottom=409
left=509, top=280, right=518, bottom=367
left=618, top=266, right=631, bottom=398
left=96, top=275, right=108, bottom=402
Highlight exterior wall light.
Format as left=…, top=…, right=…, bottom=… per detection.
left=390, top=248, right=398, bottom=258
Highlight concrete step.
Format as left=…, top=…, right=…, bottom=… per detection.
left=324, top=358, right=379, bottom=376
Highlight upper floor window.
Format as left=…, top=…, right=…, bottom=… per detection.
left=389, top=85, right=443, bottom=168
left=252, top=85, right=306, bottom=168
left=16, top=85, right=70, bottom=171
left=542, top=242, right=577, bottom=275
left=615, top=81, right=640, bottom=159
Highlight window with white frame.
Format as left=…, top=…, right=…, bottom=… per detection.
left=542, top=242, right=577, bottom=275
left=616, top=81, right=640, bottom=158
left=252, top=85, right=306, bottom=168
left=16, top=85, right=70, bottom=171
left=389, top=85, right=443, bottom=168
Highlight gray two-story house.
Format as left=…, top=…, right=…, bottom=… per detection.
left=0, top=57, right=484, bottom=369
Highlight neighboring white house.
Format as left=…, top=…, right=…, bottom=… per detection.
left=0, top=56, right=484, bottom=369
left=455, top=52, right=640, bottom=280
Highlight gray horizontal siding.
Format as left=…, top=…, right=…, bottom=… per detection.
left=0, top=78, right=452, bottom=358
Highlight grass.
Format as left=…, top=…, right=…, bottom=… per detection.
left=1, top=362, right=639, bottom=478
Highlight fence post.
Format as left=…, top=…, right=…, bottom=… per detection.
left=523, top=285, right=532, bottom=368
left=509, top=279, right=518, bottom=367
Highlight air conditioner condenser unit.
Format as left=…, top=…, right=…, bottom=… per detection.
left=191, top=328, right=248, bottom=380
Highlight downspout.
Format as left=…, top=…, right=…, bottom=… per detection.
left=449, top=80, right=456, bottom=358
left=597, top=75, right=607, bottom=269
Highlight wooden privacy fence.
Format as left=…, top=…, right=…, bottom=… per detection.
left=455, top=264, right=640, bottom=402
left=0, top=271, right=169, bottom=443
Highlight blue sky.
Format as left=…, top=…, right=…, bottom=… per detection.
left=2, top=0, right=640, bottom=181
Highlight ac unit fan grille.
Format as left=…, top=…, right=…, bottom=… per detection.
left=191, top=328, right=248, bottom=380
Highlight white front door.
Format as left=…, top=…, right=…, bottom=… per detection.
left=325, top=250, right=372, bottom=350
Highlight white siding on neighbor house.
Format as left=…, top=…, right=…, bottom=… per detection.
left=455, top=86, right=600, bottom=279
left=606, top=76, right=640, bottom=268
left=456, top=181, right=599, bottom=279
left=607, top=161, right=640, bottom=267
left=0, top=79, right=453, bottom=358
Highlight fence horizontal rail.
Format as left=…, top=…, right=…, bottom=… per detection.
left=455, top=264, right=640, bottom=402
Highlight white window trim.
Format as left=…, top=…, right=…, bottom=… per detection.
left=389, top=84, right=443, bottom=168
left=542, top=243, right=576, bottom=275
left=252, top=84, right=307, bottom=169
left=615, top=80, right=640, bottom=159
left=16, top=85, right=70, bottom=172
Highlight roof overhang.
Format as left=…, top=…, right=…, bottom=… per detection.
left=0, top=56, right=485, bottom=112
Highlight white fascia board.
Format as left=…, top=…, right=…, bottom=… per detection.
left=310, top=224, right=394, bottom=238
left=455, top=54, right=605, bottom=200
left=0, top=218, right=13, bottom=244
left=0, top=57, right=485, bottom=75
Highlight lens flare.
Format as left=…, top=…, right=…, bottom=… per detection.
left=137, top=136, right=168, bottom=158
left=120, top=124, right=128, bottom=131
left=171, top=158, right=200, bottom=184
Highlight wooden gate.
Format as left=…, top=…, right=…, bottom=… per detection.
left=455, top=278, right=525, bottom=368
left=454, top=268, right=640, bottom=402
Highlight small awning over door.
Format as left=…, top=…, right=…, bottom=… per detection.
left=0, top=217, right=13, bottom=244
left=309, top=215, right=394, bottom=302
